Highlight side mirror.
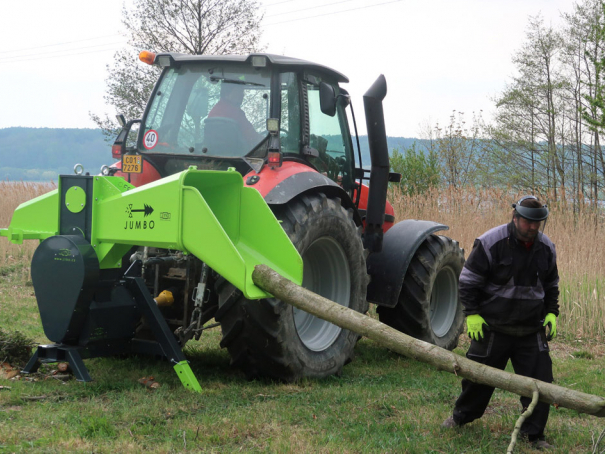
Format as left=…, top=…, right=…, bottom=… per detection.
left=116, top=114, right=126, bottom=128
left=112, top=119, right=141, bottom=159
left=319, top=82, right=337, bottom=117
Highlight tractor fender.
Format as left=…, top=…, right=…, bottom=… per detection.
left=366, top=220, right=449, bottom=308
left=261, top=170, right=362, bottom=225
left=245, top=161, right=325, bottom=198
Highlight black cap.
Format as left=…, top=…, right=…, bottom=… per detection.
left=512, top=195, right=549, bottom=221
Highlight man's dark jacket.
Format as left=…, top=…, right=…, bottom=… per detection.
left=459, top=222, right=559, bottom=337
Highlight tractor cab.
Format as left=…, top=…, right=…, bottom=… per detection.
left=112, top=52, right=359, bottom=200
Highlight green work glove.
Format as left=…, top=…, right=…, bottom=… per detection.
left=466, top=314, right=488, bottom=342
left=543, top=313, right=557, bottom=340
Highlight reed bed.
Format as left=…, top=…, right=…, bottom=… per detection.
left=1, top=182, right=603, bottom=339
left=390, top=185, right=605, bottom=340
left=0, top=181, right=56, bottom=266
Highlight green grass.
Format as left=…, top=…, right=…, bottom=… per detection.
left=559, top=276, right=605, bottom=340
left=0, top=263, right=25, bottom=277
left=1, top=264, right=605, bottom=453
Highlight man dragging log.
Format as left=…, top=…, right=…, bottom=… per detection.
left=442, top=196, right=559, bottom=450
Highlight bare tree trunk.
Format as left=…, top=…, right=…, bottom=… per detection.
left=252, top=265, right=605, bottom=418
left=531, top=110, right=536, bottom=193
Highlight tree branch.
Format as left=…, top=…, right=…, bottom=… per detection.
left=507, top=386, right=540, bottom=453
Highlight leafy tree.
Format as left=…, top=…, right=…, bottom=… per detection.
left=577, top=0, right=605, bottom=200
left=579, top=1, right=605, bottom=130
left=483, top=4, right=605, bottom=207
left=90, top=0, right=264, bottom=139
left=430, top=111, right=490, bottom=188
left=390, top=143, right=439, bottom=195
left=490, top=15, right=566, bottom=197
left=559, top=0, right=605, bottom=207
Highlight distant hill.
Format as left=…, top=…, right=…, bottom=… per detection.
left=336, top=136, right=418, bottom=169
left=0, top=127, right=420, bottom=181
left=0, top=128, right=111, bottom=181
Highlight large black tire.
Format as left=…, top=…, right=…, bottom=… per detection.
left=377, top=235, right=465, bottom=350
left=215, top=193, right=369, bottom=381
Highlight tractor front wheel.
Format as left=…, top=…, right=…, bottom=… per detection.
left=377, top=235, right=465, bottom=350
left=215, top=193, right=368, bottom=381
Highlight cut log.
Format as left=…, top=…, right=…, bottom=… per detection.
left=252, top=264, right=605, bottom=418
left=138, top=376, right=161, bottom=390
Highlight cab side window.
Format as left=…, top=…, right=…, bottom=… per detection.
left=280, top=72, right=301, bottom=154
left=306, top=81, right=353, bottom=187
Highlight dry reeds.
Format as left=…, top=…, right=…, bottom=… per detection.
left=390, top=185, right=605, bottom=340
left=1, top=182, right=603, bottom=339
left=0, top=181, right=56, bottom=265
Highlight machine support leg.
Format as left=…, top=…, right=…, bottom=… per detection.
left=21, top=349, right=41, bottom=375
left=125, top=276, right=202, bottom=392
left=64, top=349, right=92, bottom=382
left=21, top=345, right=92, bottom=382
left=174, top=361, right=203, bottom=393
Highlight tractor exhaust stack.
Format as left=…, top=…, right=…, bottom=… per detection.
left=362, top=75, right=389, bottom=253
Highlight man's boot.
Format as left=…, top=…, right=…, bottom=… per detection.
left=441, top=416, right=461, bottom=428
left=531, top=439, right=554, bottom=450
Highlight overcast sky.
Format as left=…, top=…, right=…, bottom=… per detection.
left=0, top=0, right=575, bottom=137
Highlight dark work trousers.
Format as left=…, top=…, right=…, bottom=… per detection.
left=452, top=330, right=553, bottom=441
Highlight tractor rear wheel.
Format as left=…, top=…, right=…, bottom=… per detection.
left=215, top=193, right=368, bottom=381
left=377, top=235, right=464, bottom=350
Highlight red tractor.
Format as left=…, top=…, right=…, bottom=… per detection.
left=107, top=52, right=465, bottom=381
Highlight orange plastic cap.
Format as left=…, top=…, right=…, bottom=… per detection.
left=139, top=51, right=156, bottom=65
left=154, top=290, right=174, bottom=307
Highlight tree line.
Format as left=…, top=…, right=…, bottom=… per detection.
left=393, top=0, right=605, bottom=210
left=90, top=0, right=605, bottom=209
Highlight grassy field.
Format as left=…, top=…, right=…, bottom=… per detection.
left=0, top=263, right=604, bottom=453
left=1, top=182, right=605, bottom=452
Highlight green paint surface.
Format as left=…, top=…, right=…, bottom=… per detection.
left=173, top=360, right=202, bottom=393
left=65, top=186, right=86, bottom=213
left=0, top=189, right=59, bottom=243
left=1, top=167, right=302, bottom=299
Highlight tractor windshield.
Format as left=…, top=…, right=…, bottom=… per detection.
left=140, top=63, right=272, bottom=157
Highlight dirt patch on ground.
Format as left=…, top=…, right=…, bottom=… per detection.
left=0, top=406, right=22, bottom=412
left=457, top=333, right=604, bottom=361
left=550, top=339, right=605, bottom=360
